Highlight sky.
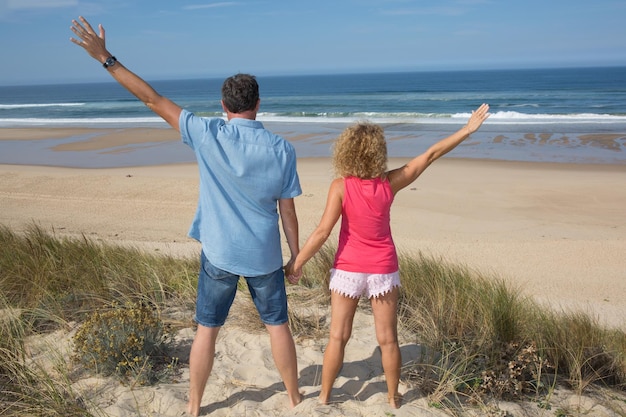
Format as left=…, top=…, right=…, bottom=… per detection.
left=0, top=0, right=625, bottom=86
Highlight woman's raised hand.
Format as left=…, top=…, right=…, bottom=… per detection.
left=465, top=103, right=490, bottom=134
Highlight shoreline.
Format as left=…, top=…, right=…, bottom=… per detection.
left=1, top=156, right=625, bottom=330
left=1, top=126, right=625, bottom=167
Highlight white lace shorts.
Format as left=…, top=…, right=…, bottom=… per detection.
left=329, top=268, right=401, bottom=299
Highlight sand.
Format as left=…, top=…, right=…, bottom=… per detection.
left=1, top=129, right=625, bottom=416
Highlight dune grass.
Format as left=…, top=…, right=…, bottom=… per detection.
left=1, top=293, right=98, bottom=416
left=0, top=223, right=198, bottom=326
left=1, top=224, right=625, bottom=416
left=300, top=245, right=626, bottom=414
left=0, top=224, right=198, bottom=416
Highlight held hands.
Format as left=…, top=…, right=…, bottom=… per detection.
left=464, top=103, right=490, bottom=135
left=69, top=16, right=110, bottom=63
left=284, top=258, right=303, bottom=285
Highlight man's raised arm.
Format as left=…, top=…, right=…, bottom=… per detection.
left=70, top=16, right=181, bottom=131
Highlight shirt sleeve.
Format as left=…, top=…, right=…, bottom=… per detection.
left=179, top=109, right=196, bottom=149
left=281, top=145, right=302, bottom=199
left=179, top=109, right=225, bottom=150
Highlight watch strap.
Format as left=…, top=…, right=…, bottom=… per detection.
left=103, top=56, right=117, bottom=68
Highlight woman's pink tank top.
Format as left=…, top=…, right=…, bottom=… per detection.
left=333, top=176, right=399, bottom=274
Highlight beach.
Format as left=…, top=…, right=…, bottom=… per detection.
left=1, top=127, right=625, bottom=416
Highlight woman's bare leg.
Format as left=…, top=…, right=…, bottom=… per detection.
left=371, top=288, right=402, bottom=408
left=319, top=292, right=359, bottom=404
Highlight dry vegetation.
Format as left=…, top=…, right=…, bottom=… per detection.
left=1, top=224, right=624, bottom=416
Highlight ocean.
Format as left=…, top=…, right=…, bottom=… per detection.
left=1, top=67, right=626, bottom=167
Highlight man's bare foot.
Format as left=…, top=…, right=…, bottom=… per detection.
left=289, top=391, right=304, bottom=408
left=186, top=403, right=199, bottom=416
left=388, top=392, right=403, bottom=409
left=318, top=392, right=330, bottom=405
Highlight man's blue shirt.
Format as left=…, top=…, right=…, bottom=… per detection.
left=179, top=109, right=301, bottom=276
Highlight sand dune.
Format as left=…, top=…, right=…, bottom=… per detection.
left=2, top=155, right=625, bottom=416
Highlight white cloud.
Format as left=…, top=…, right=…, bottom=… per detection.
left=5, top=0, right=78, bottom=9
left=183, top=2, right=239, bottom=11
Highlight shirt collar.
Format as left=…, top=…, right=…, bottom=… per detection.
left=228, top=117, right=264, bottom=129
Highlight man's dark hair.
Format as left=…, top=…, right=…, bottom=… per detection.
left=221, top=73, right=260, bottom=114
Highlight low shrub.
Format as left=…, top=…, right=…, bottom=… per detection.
left=72, top=301, right=177, bottom=385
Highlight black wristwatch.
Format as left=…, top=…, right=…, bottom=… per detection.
left=103, top=56, right=117, bottom=68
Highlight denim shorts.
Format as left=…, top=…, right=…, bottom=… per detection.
left=194, top=251, right=288, bottom=327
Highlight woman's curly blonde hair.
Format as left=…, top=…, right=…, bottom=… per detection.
left=332, top=122, right=388, bottom=179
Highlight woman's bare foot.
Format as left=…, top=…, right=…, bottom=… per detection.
left=388, top=392, right=403, bottom=409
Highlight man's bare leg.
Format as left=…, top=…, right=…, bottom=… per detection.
left=266, top=322, right=302, bottom=408
left=187, top=324, right=221, bottom=416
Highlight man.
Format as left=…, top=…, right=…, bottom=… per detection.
left=70, top=16, right=302, bottom=415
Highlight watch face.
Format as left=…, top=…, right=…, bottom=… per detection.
left=105, top=57, right=116, bottom=67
